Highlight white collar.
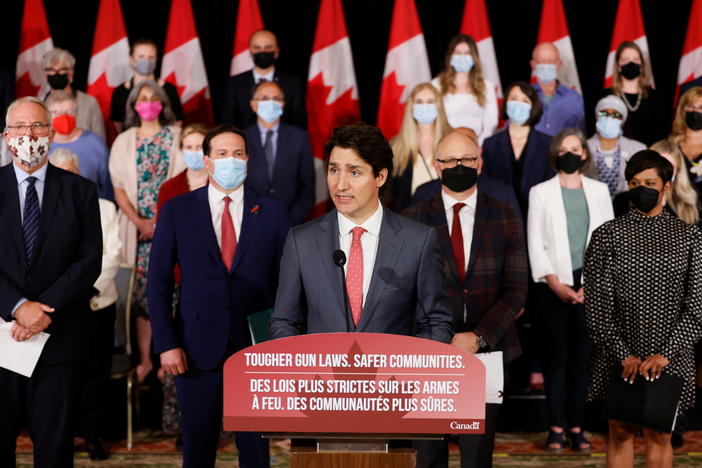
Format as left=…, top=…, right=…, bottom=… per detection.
left=253, top=68, right=275, bottom=83
left=441, top=189, right=477, bottom=212
left=208, top=182, right=244, bottom=205
left=13, top=160, right=49, bottom=185
left=338, top=203, right=383, bottom=237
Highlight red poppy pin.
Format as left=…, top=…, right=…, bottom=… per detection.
left=250, top=204, right=260, bottom=214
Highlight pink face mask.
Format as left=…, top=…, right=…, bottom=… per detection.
left=135, top=101, right=163, bottom=122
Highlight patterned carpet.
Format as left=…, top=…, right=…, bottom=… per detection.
left=14, top=431, right=702, bottom=467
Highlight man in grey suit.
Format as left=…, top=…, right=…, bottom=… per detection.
left=270, top=123, right=453, bottom=343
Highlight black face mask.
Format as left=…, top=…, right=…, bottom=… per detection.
left=442, top=165, right=478, bottom=193
left=556, top=152, right=583, bottom=174
left=252, top=52, right=276, bottom=69
left=619, top=62, right=641, bottom=80
left=47, top=73, right=69, bottom=90
left=628, top=185, right=660, bottom=213
left=686, top=111, right=702, bottom=131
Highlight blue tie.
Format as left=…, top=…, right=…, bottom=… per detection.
left=264, top=129, right=275, bottom=183
left=23, top=176, right=40, bottom=265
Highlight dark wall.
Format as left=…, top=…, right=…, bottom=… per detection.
left=0, top=0, right=693, bottom=133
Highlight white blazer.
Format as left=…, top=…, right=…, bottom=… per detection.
left=527, top=175, right=614, bottom=286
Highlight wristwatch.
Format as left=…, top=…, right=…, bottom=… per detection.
left=476, top=334, right=488, bottom=350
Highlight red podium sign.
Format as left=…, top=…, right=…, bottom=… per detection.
left=223, top=333, right=486, bottom=434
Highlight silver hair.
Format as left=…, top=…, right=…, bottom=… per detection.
left=5, top=96, right=52, bottom=128
left=124, top=79, right=176, bottom=129
left=41, top=48, right=76, bottom=71
left=48, top=148, right=80, bottom=171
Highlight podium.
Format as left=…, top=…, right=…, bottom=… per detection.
left=223, top=333, right=487, bottom=467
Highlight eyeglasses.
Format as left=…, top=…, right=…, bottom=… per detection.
left=44, top=67, right=70, bottom=75
left=5, top=123, right=52, bottom=136
left=50, top=109, right=76, bottom=117
left=435, top=156, right=479, bottom=168
left=685, top=104, right=702, bottom=113
left=253, top=96, right=284, bottom=102
left=597, top=110, right=623, bottom=120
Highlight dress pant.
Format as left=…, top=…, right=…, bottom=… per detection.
left=78, top=303, right=116, bottom=439
left=414, top=403, right=500, bottom=468
left=534, top=269, right=591, bottom=429
left=175, top=367, right=270, bottom=468
left=0, top=362, right=82, bottom=468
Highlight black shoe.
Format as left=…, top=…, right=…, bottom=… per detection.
left=86, top=438, right=109, bottom=461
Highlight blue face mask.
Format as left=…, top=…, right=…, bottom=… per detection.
left=210, top=157, right=247, bottom=190
left=450, top=54, right=474, bottom=73
left=506, top=101, right=532, bottom=125
left=412, top=103, right=438, bottom=125
left=596, top=116, right=622, bottom=139
left=535, top=64, right=558, bottom=84
left=182, top=150, right=204, bottom=170
left=256, top=100, right=283, bottom=124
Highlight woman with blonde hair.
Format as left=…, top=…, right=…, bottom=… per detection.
left=431, top=34, right=498, bottom=144
left=390, top=82, right=451, bottom=211
left=603, top=41, right=666, bottom=146
left=648, top=139, right=700, bottom=225
left=671, top=87, right=702, bottom=194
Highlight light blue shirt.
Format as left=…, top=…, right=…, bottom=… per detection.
left=11, top=161, right=48, bottom=315
left=258, top=122, right=279, bottom=161
left=533, top=82, right=586, bottom=136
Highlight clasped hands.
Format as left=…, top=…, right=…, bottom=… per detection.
left=10, top=301, right=54, bottom=342
left=621, top=354, right=670, bottom=384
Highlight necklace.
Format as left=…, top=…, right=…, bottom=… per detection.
left=617, top=90, right=642, bottom=112
left=418, top=152, right=435, bottom=179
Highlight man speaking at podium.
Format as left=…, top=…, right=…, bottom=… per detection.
left=270, top=122, right=453, bottom=343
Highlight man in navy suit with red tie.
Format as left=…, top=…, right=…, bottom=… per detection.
left=148, top=125, right=290, bottom=468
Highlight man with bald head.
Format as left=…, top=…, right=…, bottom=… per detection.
left=0, top=97, right=102, bottom=466
left=221, top=29, right=306, bottom=129
left=243, top=80, right=314, bottom=224
left=530, top=42, right=585, bottom=136
left=403, top=131, right=527, bottom=468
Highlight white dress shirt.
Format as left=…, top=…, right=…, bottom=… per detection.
left=441, top=189, right=478, bottom=274
left=208, top=183, right=244, bottom=249
left=253, top=68, right=275, bottom=83
left=337, top=203, right=383, bottom=306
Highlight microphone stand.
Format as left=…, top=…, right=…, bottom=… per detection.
left=333, top=250, right=353, bottom=333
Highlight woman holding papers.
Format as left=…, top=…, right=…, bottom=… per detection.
left=584, top=150, right=702, bottom=467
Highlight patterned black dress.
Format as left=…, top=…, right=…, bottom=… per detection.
left=584, top=209, right=702, bottom=410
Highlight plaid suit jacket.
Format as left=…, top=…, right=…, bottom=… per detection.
left=403, top=191, right=528, bottom=362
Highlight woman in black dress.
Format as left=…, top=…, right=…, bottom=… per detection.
left=585, top=150, right=702, bottom=467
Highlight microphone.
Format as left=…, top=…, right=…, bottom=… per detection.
left=333, top=250, right=353, bottom=333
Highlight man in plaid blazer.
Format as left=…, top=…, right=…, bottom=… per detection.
left=403, top=131, right=528, bottom=468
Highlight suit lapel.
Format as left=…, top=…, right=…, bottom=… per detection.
left=428, top=194, right=461, bottom=284
left=247, top=127, right=269, bottom=187
left=31, top=164, right=60, bottom=268
left=1, top=165, right=26, bottom=270
left=357, top=209, right=403, bottom=331
left=316, top=211, right=347, bottom=320
left=193, top=187, right=227, bottom=273
left=498, top=132, right=514, bottom=183
left=231, top=189, right=260, bottom=273
left=272, top=124, right=289, bottom=185
left=465, top=193, right=488, bottom=283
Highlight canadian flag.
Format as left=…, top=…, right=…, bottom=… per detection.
left=161, top=0, right=214, bottom=125
left=676, top=0, right=702, bottom=100
left=87, top=0, right=130, bottom=141
left=229, top=0, right=264, bottom=76
left=459, top=0, right=503, bottom=103
left=307, top=0, right=360, bottom=218
left=603, top=0, right=654, bottom=88
left=376, top=0, right=431, bottom=140
left=16, top=0, right=54, bottom=98
left=533, top=0, right=581, bottom=93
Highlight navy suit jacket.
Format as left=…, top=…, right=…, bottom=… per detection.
left=408, top=175, right=521, bottom=217
left=482, top=128, right=554, bottom=217
left=0, top=163, right=102, bottom=364
left=220, top=70, right=306, bottom=129
left=269, top=207, right=454, bottom=343
left=244, top=123, right=315, bottom=225
left=148, top=186, right=290, bottom=371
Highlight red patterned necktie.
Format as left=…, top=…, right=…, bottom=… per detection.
left=451, top=203, right=466, bottom=283
left=221, top=196, right=237, bottom=270
left=346, top=227, right=366, bottom=326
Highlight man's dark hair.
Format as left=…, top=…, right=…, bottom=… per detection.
left=203, top=124, right=248, bottom=156
left=324, top=122, right=394, bottom=179
left=501, top=81, right=543, bottom=127
left=130, top=38, right=158, bottom=55
left=625, top=149, right=674, bottom=183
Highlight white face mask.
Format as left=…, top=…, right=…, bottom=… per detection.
left=7, top=135, right=51, bottom=168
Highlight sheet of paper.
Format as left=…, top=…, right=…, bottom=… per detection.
left=0, top=319, right=49, bottom=377
left=475, top=351, right=504, bottom=404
